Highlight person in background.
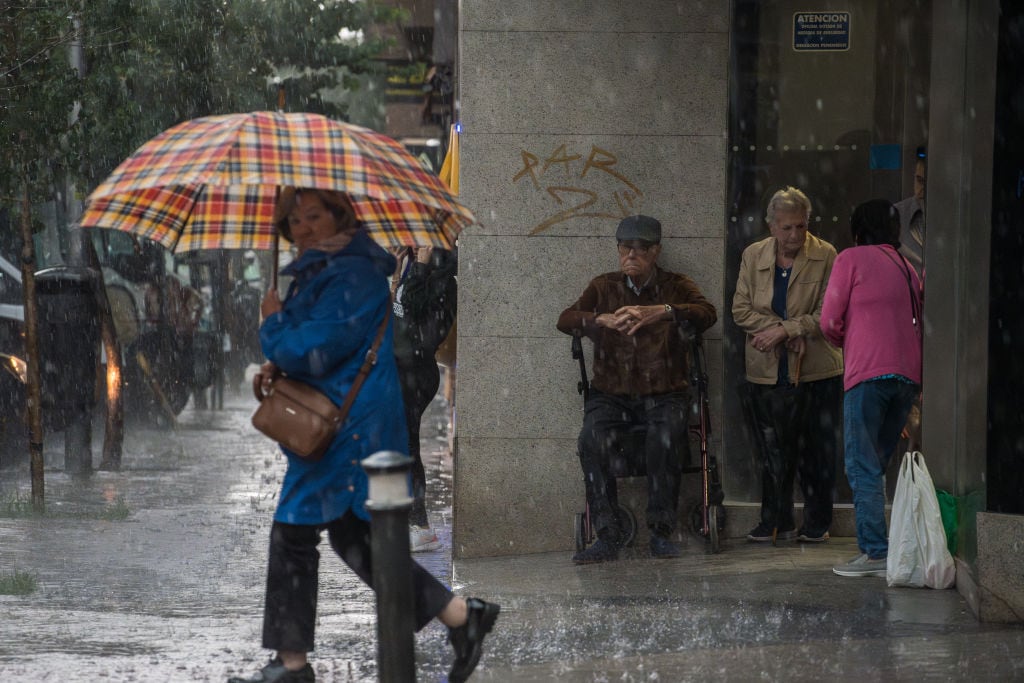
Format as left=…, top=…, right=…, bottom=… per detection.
left=732, top=186, right=844, bottom=545
left=821, top=199, right=923, bottom=578
left=894, top=146, right=926, bottom=450
left=226, top=273, right=263, bottom=393
left=391, top=245, right=458, bottom=552
left=229, top=188, right=496, bottom=683
left=557, top=215, right=717, bottom=565
left=894, top=146, right=926, bottom=277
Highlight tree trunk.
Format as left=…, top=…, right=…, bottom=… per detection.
left=88, top=244, right=125, bottom=470
left=19, top=183, right=45, bottom=512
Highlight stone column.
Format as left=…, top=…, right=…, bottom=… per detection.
left=455, top=2, right=730, bottom=557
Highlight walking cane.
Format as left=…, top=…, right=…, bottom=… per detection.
left=793, top=342, right=807, bottom=386
left=271, top=187, right=280, bottom=293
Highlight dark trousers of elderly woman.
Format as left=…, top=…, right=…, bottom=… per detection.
left=577, top=390, right=691, bottom=543
left=261, top=512, right=453, bottom=652
left=745, top=377, right=843, bottom=537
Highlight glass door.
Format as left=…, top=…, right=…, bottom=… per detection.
left=723, top=0, right=932, bottom=503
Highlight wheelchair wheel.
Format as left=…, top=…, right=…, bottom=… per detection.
left=707, top=504, right=721, bottom=554
left=690, top=501, right=726, bottom=540
left=615, top=503, right=638, bottom=548
left=573, top=512, right=587, bottom=552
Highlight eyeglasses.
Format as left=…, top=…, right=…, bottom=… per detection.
left=617, top=242, right=655, bottom=256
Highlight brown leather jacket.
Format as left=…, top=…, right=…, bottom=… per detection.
left=557, top=267, right=717, bottom=396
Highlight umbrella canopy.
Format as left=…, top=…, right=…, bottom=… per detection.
left=78, top=111, right=474, bottom=252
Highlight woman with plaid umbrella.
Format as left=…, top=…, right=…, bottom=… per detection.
left=229, top=188, right=497, bottom=683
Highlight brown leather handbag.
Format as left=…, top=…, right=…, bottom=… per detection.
left=251, top=307, right=391, bottom=462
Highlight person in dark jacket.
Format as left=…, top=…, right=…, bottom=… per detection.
left=229, top=188, right=496, bottom=683
left=556, top=215, right=717, bottom=565
left=391, top=245, right=457, bottom=552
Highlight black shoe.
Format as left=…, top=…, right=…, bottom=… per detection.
left=650, top=535, right=681, bottom=558
left=746, top=524, right=796, bottom=543
left=227, top=657, right=315, bottom=683
left=448, top=597, right=501, bottom=683
left=572, top=537, right=619, bottom=565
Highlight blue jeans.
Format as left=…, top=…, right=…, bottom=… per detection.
left=843, top=379, right=919, bottom=559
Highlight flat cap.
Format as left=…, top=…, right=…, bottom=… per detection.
left=615, top=215, right=661, bottom=243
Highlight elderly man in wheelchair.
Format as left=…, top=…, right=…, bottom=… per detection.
left=557, top=215, right=718, bottom=565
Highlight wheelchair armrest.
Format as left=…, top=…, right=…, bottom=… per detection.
left=571, top=333, right=584, bottom=360
left=570, top=332, right=590, bottom=398
left=675, top=319, right=701, bottom=345
left=674, top=320, right=709, bottom=387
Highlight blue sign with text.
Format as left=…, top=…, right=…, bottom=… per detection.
left=793, top=12, right=851, bottom=51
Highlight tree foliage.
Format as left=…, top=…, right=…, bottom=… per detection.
left=1, top=1, right=82, bottom=203
left=3, top=0, right=401, bottom=200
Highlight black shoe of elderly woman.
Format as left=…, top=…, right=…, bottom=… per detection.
left=227, top=657, right=315, bottom=683
left=448, top=598, right=501, bottom=682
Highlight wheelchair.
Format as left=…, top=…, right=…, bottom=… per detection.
left=571, top=322, right=725, bottom=554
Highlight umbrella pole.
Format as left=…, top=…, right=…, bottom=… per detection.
left=271, top=229, right=279, bottom=292
left=271, top=186, right=281, bottom=292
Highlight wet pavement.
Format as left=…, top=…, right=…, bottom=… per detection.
left=1, top=389, right=1023, bottom=682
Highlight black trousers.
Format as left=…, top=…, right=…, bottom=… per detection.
left=745, top=377, right=842, bottom=535
left=261, top=512, right=453, bottom=652
left=397, top=357, right=441, bottom=527
left=577, top=390, right=691, bottom=541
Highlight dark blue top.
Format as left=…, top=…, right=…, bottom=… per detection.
left=772, top=265, right=791, bottom=385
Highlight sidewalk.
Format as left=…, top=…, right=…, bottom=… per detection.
left=1, top=392, right=1022, bottom=682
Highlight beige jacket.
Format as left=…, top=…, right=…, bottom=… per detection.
left=732, top=233, right=844, bottom=385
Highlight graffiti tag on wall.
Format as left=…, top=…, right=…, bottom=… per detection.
left=513, top=144, right=644, bottom=235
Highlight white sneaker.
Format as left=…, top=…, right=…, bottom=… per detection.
left=410, top=526, right=442, bottom=552
left=832, top=553, right=887, bottom=577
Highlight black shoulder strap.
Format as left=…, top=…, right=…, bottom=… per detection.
left=877, top=246, right=921, bottom=330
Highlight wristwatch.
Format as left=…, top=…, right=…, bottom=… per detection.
left=663, top=304, right=672, bottom=314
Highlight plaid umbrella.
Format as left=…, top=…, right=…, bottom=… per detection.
left=78, top=111, right=474, bottom=252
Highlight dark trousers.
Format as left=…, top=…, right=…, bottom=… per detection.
left=261, top=512, right=453, bottom=652
left=577, top=390, right=691, bottom=541
left=745, top=377, right=842, bottom=535
left=397, top=357, right=441, bottom=527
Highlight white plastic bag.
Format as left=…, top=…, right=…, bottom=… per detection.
left=887, top=451, right=956, bottom=588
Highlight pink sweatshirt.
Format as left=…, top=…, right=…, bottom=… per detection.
left=820, top=244, right=923, bottom=392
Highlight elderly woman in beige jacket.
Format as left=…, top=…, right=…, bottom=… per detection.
left=732, top=186, right=844, bottom=545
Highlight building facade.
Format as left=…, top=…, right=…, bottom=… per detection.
left=454, top=0, right=1023, bottom=623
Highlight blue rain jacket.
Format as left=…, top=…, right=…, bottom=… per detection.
left=260, top=231, right=408, bottom=525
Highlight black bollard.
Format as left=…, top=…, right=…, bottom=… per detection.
left=363, top=450, right=416, bottom=682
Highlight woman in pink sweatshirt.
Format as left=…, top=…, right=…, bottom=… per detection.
left=820, top=199, right=923, bottom=578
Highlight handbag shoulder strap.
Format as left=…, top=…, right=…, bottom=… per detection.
left=335, top=296, right=393, bottom=423
left=876, top=246, right=921, bottom=330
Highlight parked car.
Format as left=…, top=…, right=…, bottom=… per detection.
left=0, top=254, right=27, bottom=445
left=1, top=252, right=105, bottom=431
left=0, top=230, right=214, bottom=442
